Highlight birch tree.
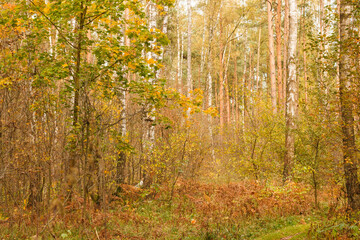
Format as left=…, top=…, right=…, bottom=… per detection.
left=283, top=0, right=298, bottom=181
left=187, top=0, right=192, bottom=102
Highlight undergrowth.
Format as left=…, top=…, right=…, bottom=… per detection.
left=0, top=180, right=325, bottom=239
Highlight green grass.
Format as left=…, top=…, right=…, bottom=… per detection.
left=0, top=201, right=315, bottom=239
left=255, top=224, right=310, bottom=240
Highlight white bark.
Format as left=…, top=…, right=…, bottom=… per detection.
left=147, top=1, right=157, bottom=146
left=180, top=33, right=184, bottom=89
left=160, top=6, right=169, bottom=61
left=283, top=0, right=298, bottom=181
left=200, top=0, right=207, bottom=85
left=287, top=0, right=298, bottom=119
left=186, top=0, right=192, bottom=117
left=187, top=0, right=192, bottom=97
left=177, top=10, right=182, bottom=93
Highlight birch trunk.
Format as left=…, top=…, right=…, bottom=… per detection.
left=177, top=9, right=181, bottom=93
left=283, top=0, right=298, bottom=181
left=302, top=0, right=308, bottom=104
left=224, top=42, right=232, bottom=124
left=161, top=6, right=169, bottom=61
left=207, top=1, right=215, bottom=160
left=187, top=0, right=192, bottom=99
left=219, top=6, right=224, bottom=130
left=143, top=1, right=157, bottom=188
left=267, top=0, right=277, bottom=113
left=148, top=1, right=157, bottom=143
left=180, top=33, right=184, bottom=91
left=200, top=0, right=208, bottom=85
left=116, top=8, right=130, bottom=185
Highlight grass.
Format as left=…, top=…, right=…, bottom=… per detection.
left=255, top=224, right=310, bottom=240
left=0, top=201, right=314, bottom=239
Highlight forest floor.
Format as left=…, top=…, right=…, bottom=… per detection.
left=0, top=180, right=343, bottom=239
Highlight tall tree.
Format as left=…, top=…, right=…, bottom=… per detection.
left=267, top=0, right=277, bottom=113
left=283, top=0, right=289, bottom=103
left=256, top=28, right=262, bottom=92
left=187, top=0, right=192, bottom=100
left=339, top=0, right=360, bottom=210
left=276, top=0, right=283, bottom=106
left=283, top=0, right=298, bottom=181
left=219, top=3, right=225, bottom=130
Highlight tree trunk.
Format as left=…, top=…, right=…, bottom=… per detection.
left=267, top=0, right=277, bottom=113
left=143, top=1, right=157, bottom=188
left=187, top=0, right=192, bottom=99
left=68, top=1, right=87, bottom=197
left=283, top=0, right=289, bottom=105
left=219, top=7, right=224, bottom=131
left=207, top=3, right=215, bottom=160
left=276, top=0, right=283, bottom=106
left=200, top=0, right=207, bottom=86
left=116, top=8, right=130, bottom=185
left=177, top=2, right=182, bottom=92
left=283, top=0, right=298, bottom=182
left=235, top=56, right=239, bottom=126
left=242, top=51, right=247, bottom=134
left=339, top=0, right=360, bottom=210
left=302, top=0, right=308, bottom=104
left=256, top=28, right=262, bottom=93
left=224, top=43, right=232, bottom=124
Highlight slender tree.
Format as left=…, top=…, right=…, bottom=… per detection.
left=276, top=0, right=283, bottom=106
left=283, top=0, right=298, bottom=181
left=283, top=0, right=289, bottom=103
left=187, top=0, right=192, bottom=100
left=219, top=3, right=225, bottom=130
left=267, top=0, right=277, bottom=113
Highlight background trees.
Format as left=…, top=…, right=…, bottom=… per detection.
left=2, top=0, right=360, bottom=235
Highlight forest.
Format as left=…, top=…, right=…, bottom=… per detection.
left=1, top=0, right=360, bottom=239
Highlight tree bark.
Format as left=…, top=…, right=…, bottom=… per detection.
left=283, top=0, right=289, bottom=105
left=256, top=28, right=262, bottom=93
left=219, top=6, right=224, bottom=130
left=283, top=0, right=298, bottom=182
left=68, top=1, right=87, bottom=197
left=187, top=0, right=192, bottom=98
left=200, top=0, right=208, bottom=86
left=177, top=8, right=181, bottom=93
left=224, top=42, right=232, bottom=124
left=235, top=56, right=239, bottom=126
left=116, top=8, right=130, bottom=185
left=302, top=0, right=308, bottom=104
left=339, top=0, right=360, bottom=210
left=276, top=0, right=283, bottom=106
left=267, top=0, right=277, bottom=113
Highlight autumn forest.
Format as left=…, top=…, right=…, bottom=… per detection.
left=1, top=0, right=360, bottom=239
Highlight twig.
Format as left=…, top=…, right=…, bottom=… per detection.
left=95, top=227, right=101, bottom=240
